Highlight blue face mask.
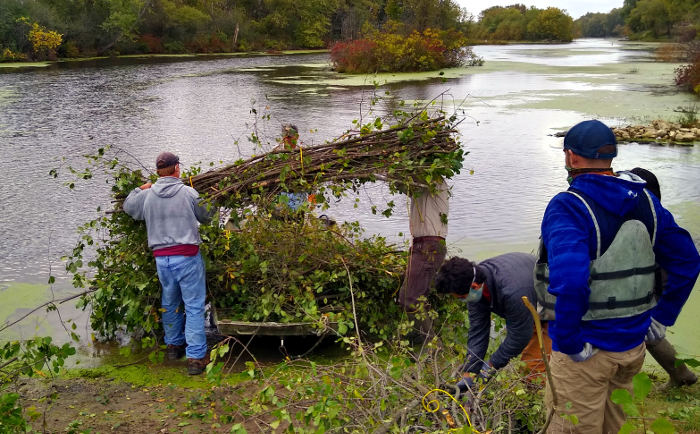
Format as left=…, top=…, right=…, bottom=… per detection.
left=460, top=265, right=483, bottom=303
left=466, top=283, right=484, bottom=303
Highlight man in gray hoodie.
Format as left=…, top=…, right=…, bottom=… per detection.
left=124, top=152, right=215, bottom=375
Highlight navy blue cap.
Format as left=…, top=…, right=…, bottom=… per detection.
left=564, top=120, right=617, bottom=159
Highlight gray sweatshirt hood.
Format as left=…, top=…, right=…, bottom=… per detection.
left=152, top=177, right=185, bottom=198
left=122, top=176, right=214, bottom=250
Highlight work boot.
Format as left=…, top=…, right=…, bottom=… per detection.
left=166, top=344, right=186, bottom=361
left=187, top=355, right=210, bottom=375
left=647, top=338, right=698, bottom=387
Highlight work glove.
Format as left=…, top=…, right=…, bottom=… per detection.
left=455, top=373, right=476, bottom=394
left=645, top=318, right=666, bottom=345
left=455, top=362, right=494, bottom=394
left=477, top=361, right=495, bottom=381
left=568, top=342, right=597, bottom=362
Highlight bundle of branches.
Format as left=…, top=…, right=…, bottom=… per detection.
left=190, top=114, right=463, bottom=207
left=68, top=110, right=463, bottom=340
left=203, top=214, right=408, bottom=338
left=68, top=163, right=409, bottom=339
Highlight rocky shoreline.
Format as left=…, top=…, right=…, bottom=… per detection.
left=612, top=120, right=699, bottom=145
left=554, top=120, right=699, bottom=145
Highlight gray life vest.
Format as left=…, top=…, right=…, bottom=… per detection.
left=534, top=190, right=658, bottom=321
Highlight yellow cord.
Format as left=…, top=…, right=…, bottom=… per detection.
left=522, top=297, right=545, bottom=359
left=522, top=295, right=558, bottom=412
left=189, top=175, right=194, bottom=188
left=299, top=146, right=304, bottom=174
left=422, top=388, right=478, bottom=432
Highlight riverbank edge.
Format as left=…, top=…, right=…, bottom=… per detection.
left=0, top=38, right=625, bottom=71
left=0, top=49, right=330, bottom=70
left=17, top=359, right=700, bottom=432
left=613, top=119, right=700, bottom=146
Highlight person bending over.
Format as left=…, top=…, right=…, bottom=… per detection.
left=436, top=252, right=552, bottom=393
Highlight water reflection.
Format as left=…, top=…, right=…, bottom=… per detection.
left=0, top=40, right=697, bottom=291
left=473, top=39, right=634, bottom=66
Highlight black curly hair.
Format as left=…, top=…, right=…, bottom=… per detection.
left=630, top=167, right=661, bottom=200
left=435, top=257, right=485, bottom=296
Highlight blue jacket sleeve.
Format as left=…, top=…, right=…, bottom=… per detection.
left=123, top=188, right=146, bottom=220
left=541, top=194, right=593, bottom=355
left=464, top=302, right=491, bottom=373
left=650, top=199, right=700, bottom=326
left=489, top=292, right=534, bottom=369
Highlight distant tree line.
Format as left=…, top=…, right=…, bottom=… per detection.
left=575, top=0, right=700, bottom=41
left=0, top=0, right=468, bottom=60
left=466, top=4, right=574, bottom=42
left=0, top=0, right=581, bottom=62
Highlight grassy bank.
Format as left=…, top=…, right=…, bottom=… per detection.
left=15, top=336, right=700, bottom=433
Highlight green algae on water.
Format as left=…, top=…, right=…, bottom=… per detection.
left=0, top=62, right=51, bottom=69
left=667, top=200, right=700, bottom=237
left=0, top=282, right=53, bottom=340
left=265, top=66, right=477, bottom=87
left=0, top=282, right=50, bottom=323
left=64, top=365, right=216, bottom=389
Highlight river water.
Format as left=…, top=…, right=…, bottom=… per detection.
left=1, top=39, right=699, bottom=359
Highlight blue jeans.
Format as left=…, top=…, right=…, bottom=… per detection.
left=280, top=191, right=307, bottom=211
left=155, top=253, right=207, bottom=359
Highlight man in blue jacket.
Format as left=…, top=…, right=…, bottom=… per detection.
left=124, top=152, right=215, bottom=375
left=537, top=120, right=700, bottom=433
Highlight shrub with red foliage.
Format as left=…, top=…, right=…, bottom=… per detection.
left=188, top=33, right=231, bottom=53
left=674, top=41, right=700, bottom=95
left=139, top=34, right=164, bottom=54
left=330, top=39, right=378, bottom=73
left=330, top=28, right=479, bottom=73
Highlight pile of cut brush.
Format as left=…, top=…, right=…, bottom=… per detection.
left=72, top=112, right=464, bottom=340
left=202, top=215, right=409, bottom=339
left=193, top=113, right=463, bottom=337
left=190, top=114, right=463, bottom=207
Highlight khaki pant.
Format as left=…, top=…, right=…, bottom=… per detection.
left=545, top=343, right=645, bottom=434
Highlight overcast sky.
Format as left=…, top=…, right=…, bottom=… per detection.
left=456, top=0, right=624, bottom=19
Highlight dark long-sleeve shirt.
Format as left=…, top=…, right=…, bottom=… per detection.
left=464, top=252, right=537, bottom=373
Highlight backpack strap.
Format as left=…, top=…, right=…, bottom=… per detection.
left=642, top=189, right=657, bottom=246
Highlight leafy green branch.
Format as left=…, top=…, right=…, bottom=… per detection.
left=612, top=372, right=675, bottom=434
